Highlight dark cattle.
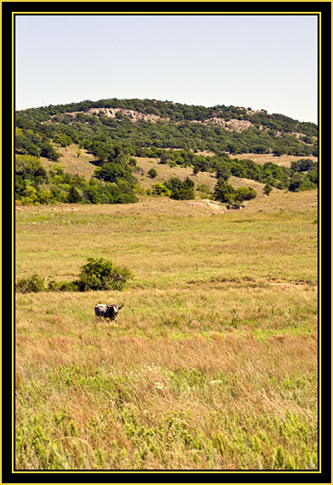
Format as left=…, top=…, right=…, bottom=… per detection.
left=95, top=304, right=108, bottom=317
left=95, top=304, right=124, bottom=321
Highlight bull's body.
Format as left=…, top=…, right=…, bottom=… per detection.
left=95, top=304, right=123, bottom=320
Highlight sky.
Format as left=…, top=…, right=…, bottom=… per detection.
left=15, top=14, right=318, bottom=123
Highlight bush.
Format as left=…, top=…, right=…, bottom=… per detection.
left=16, top=273, right=46, bottom=293
left=234, top=186, right=257, bottom=202
left=263, top=184, right=273, bottom=195
left=165, top=177, right=195, bottom=200
left=213, top=178, right=235, bottom=203
left=46, top=280, right=80, bottom=292
left=17, top=258, right=133, bottom=293
left=76, top=258, right=133, bottom=291
left=67, top=186, right=82, bottom=203
left=148, top=168, right=158, bottom=178
left=152, top=183, right=171, bottom=197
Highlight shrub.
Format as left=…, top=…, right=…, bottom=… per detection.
left=213, top=178, right=235, bottom=203
left=16, top=274, right=46, bottom=293
left=76, top=258, right=133, bottom=292
left=165, top=177, right=195, bottom=200
left=263, top=184, right=273, bottom=195
left=291, top=159, right=317, bottom=172
left=17, top=258, right=133, bottom=293
left=46, top=280, right=80, bottom=292
left=197, top=184, right=212, bottom=195
left=148, top=168, right=158, bottom=178
left=234, top=187, right=257, bottom=202
left=152, top=183, right=171, bottom=197
left=67, top=186, right=82, bottom=203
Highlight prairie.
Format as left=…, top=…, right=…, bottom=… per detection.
left=15, top=189, right=318, bottom=470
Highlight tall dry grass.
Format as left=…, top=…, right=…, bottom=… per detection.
left=15, top=191, right=318, bottom=470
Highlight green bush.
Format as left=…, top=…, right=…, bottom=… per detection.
left=46, top=280, right=80, bottom=292
left=263, top=184, right=273, bottom=195
left=152, top=183, right=171, bottom=197
left=16, top=274, right=46, bottom=293
left=76, top=257, right=133, bottom=291
left=213, top=178, right=235, bottom=203
left=148, top=168, right=158, bottom=178
left=17, top=258, right=133, bottom=293
left=165, top=177, right=195, bottom=200
left=234, top=186, right=257, bottom=202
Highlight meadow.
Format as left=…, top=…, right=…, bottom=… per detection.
left=15, top=189, right=318, bottom=470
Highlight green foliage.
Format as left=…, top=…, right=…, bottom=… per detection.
left=67, top=186, right=82, bottom=203
left=96, top=161, right=137, bottom=186
left=16, top=258, right=133, bottom=293
left=16, top=274, right=46, bottom=293
left=55, top=134, right=72, bottom=147
left=290, top=159, right=317, bottom=172
left=76, top=258, right=133, bottom=291
left=40, top=142, right=62, bottom=161
left=234, top=186, right=257, bottom=202
left=16, top=98, right=317, bottom=158
left=148, top=168, right=158, bottom=178
left=263, top=183, right=273, bottom=196
left=288, top=174, right=317, bottom=192
left=213, top=178, right=235, bottom=203
left=196, top=184, right=212, bottom=195
left=83, top=180, right=138, bottom=204
left=164, top=177, right=195, bottom=200
left=152, top=183, right=171, bottom=197
left=215, top=162, right=231, bottom=181
left=15, top=155, right=48, bottom=184
left=14, top=98, right=318, bottom=206
left=213, top=178, right=256, bottom=207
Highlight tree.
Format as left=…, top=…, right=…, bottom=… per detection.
left=96, top=162, right=137, bottom=186
left=77, top=257, right=133, bottom=291
left=213, top=178, right=235, bottom=203
left=165, top=177, right=195, bottom=200
left=234, top=187, right=257, bottom=202
left=148, top=168, right=158, bottom=178
left=40, top=142, right=62, bottom=161
left=215, top=162, right=231, bottom=181
left=67, top=186, right=82, bottom=203
left=263, top=183, right=273, bottom=196
left=273, top=147, right=284, bottom=157
left=152, top=183, right=171, bottom=197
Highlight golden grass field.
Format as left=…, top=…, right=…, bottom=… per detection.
left=15, top=177, right=318, bottom=470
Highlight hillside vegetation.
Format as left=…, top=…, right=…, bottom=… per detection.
left=15, top=98, right=318, bottom=207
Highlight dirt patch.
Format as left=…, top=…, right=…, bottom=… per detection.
left=205, top=118, right=252, bottom=132
left=65, top=107, right=166, bottom=124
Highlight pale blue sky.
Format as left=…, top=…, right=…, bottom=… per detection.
left=15, top=14, right=318, bottom=123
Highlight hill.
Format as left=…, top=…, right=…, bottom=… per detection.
left=15, top=98, right=318, bottom=207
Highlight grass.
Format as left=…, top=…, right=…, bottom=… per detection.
left=15, top=189, right=318, bottom=470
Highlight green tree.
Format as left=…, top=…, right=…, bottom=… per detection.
left=77, top=257, right=133, bottom=291
left=152, top=183, right=171, bottom=197
left=67, top=186, right=82, bottom=203
left=165, top=177, right=195, bottom=200
left=213, top=178, right=235, bottom=203
left=40, top=142, right=62, bottom=161
left=234, top=186, right=257, bottom=202
left=96, top=162, right=137, bottom=186
left=148, top=168, right=158, bottom=178
left=263, top=183, right=273, bottom=195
